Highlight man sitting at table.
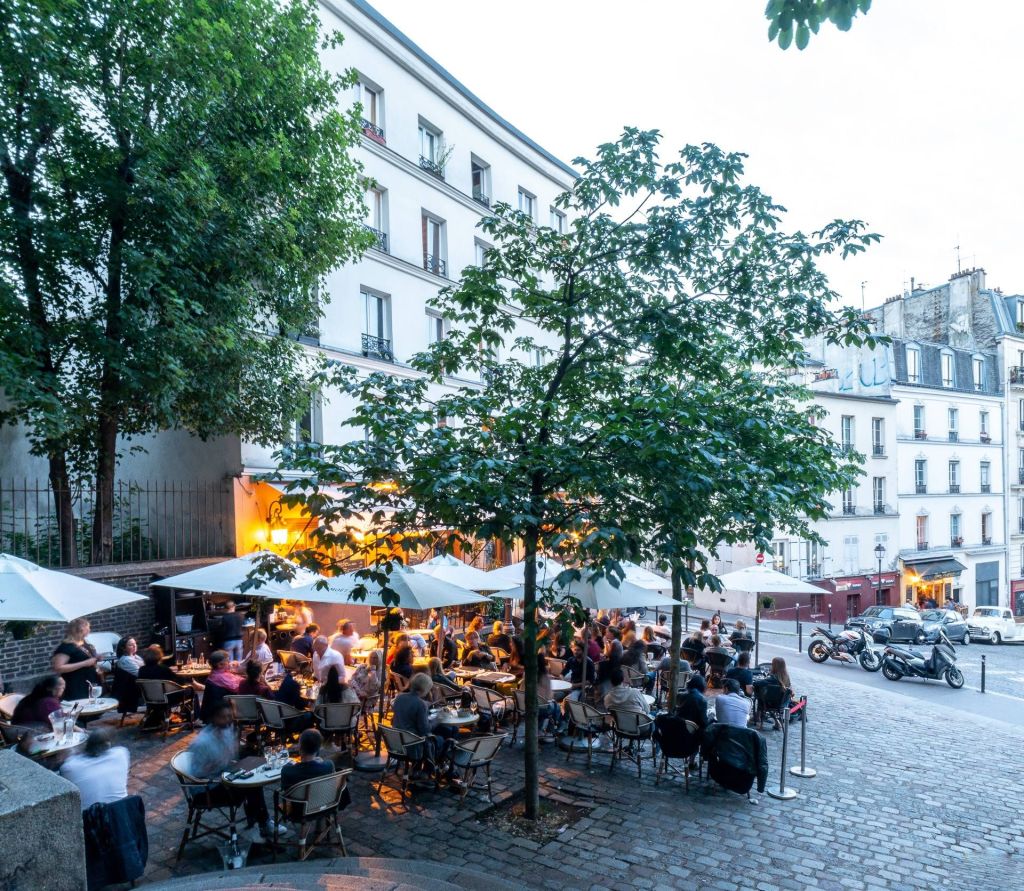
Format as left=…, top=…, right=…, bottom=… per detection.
left=603, top=666, right=649, bottom=714
left=60, top=727, right=129, bottom=810
left=563, top=639, right=596, bottom=701
left=198, top=650, right=241, bottom=724
left=487, top=621, right=513, bottom=653
left=329, top=620, right=361, bottom=665
left=651, top=614, right=670, bottom=640
left=729, top=619, right=753, bottom=643
left=725, top=651, right=755, bottom=696
left=461, top=631, right=495, bottom=668
left=714, top=678, right=752, bottom=728
left=676, top=674, right=710, bottom=732
left=281, top=728, right=334, bottom=789
left=392, top=674, right=454, bottom=772
left=311, top=636, right=346, bottom=684
left=290, top=624, right=318, bottom=658
left=431, top=625, right=458, bottom=668
left=186, top=701, right=289, bottom=843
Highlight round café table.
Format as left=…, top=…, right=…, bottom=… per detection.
left=549, top=678, right=571, bottom=700
left=430, top=709, right=480, bottom=730
left=62, top=697, right=118, bottom=719
left=221, top=762, right=285, bottom=789
left=173, top=665, right=211, bottom=681
left=29, top=729, right=88, bottom=760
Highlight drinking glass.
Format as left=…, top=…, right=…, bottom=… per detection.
left=63, top=716, right=75, bottom=743
left=49, top=709, right=64, bottom=743
left=88, top=682, right=100, bottom=702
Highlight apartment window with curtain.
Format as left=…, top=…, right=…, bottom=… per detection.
left=517, top=188, right=536, bottom=220
left=872, top=477, right=885, bottom=513
left=948, top=460, right=960, bottom=493
left=906, top=345, right=921, bottom=383
left=940, top=351, right=955, bottom=387
left=972, top=356, right=985, bottom=391
left=421, top=213, right=446, bottom=276
left=947, top=407, right=958, bottom=441
left=840, top=415, right=854, bottom=451
left=980, top=461, right=991, bottom=493
left=916, top=516, right=928, bottom=549
left=915, top=459, right=927, bottom=493
left=842, top=489, right=855, bottom=515
left=361, top=289, right=392, bottom=360
left=982, top=512, right=993, bottom=545
left=871, top=418, right=884, bottom=455
left=913, top=404, right=925, bottom=437
left=950, top=513, right=962, bottom=546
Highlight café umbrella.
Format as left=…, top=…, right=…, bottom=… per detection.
left=149, top=551, right=330, bottom=600
left=290, top=560, right=490, bottom=769
left=0, top=553, right=148, bottom=622
left=410, top=554, right=498, bottom=591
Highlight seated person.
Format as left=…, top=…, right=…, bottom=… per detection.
left=619, top=631, right=647, bottom=669
left=725, top=651, right=755, bottom=696
left=59, top=728, right=129, bottom=810
left=386, top=633, right=411, bottom=666
left=12, top=675, right=65, bottom=727
left=533, top=654, right=561, bottom=732
left=199, top=650, right=240, bottom=723
left=348, top=651, right=382, bottom=701
left=312, top=636, right=346, bottom=684
left=461, top=632, right=495, bottom=668
left=246, top=629, right=273, bottom=665
left=237, top=660, right=272, bottom=698
left=656, top=651, right=692, bottom=674
left=426, top=609, right=448, bottom=631
left=729, top=619, right=753, bottom=643
left=115, top=638, right=145, bottom=676
left=280, top=729, right=334, bottom=798
left=651, top=614, right=670, bottom=640
left=487, top=621, right=513, bottom=653
left=430, top=626, right=458, bottom=668
left=328, top=620, right=360, bottom=664
left=675, top=674, right=709, bottom=732
left=595, top=639, right=623, bottom=695
left=391, top=674, right=454, bottom=769
left=317, top=665, right=359, bottom=704
left=603, top=666, right=649, bottom=713
left=428, top=656, right=459, bottom=692
left=290, top=624, right=318, bottom=658
left=138, top=645, right=177, bottom=682
left=699, top=619, right=712, bottom=643
left=714, top=679, right=752, bottom=728
left=753, top=656, right=794, bottom=728
left=563, top=640, right=596, bottom=699
left=390, top=642, right=416, bottom=679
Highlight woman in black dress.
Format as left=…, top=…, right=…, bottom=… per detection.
left=51, top=618, right=100, bottom=701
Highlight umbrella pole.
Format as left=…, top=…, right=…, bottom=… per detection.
left=755, top=593, right=760, bottom=667
left=355, top=620, right=389, bottom=771
left=581, top=610, right=591, bottom=705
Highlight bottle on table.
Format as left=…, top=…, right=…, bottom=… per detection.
left=228, top=831, right=243, bottom=869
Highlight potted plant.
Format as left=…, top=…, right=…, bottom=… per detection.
left=759, top=595, right=776, bottom=612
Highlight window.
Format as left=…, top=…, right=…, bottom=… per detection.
left=771, top=541, right=786, bottom=573
left=1020, top=400, right=1024, bottom=432
left=842, top=536, right=859, bottom=575
left=550, top=207, right=566, bottom=233
left=361, top=289, right=392, bottom=359
left=294, top=395, right=322, bottom=445
left=913, top=404, right=925, bottom=438
left=421, top=213, right=446, bottom=276
left=531, top=348, right=545, bottom=368
left=906, top=345, right=921, bottom=383
left=840, top=415, right=854, bottom=451
left=1018, top=301, right=1024, bottom=328
left=807, top=540, right=821, bottom=577
left=871, top=418, right=884, bottom=455
left=950, top=513, right=961, bottom=545
left=364, top=186, right=387, bottom=251
left=474, top=239, right=490, bottom=269
left=980, top=410, right=989, bottom=437
left=517, top=188, right=536, bottom=220
left=842, top=489, right=855, bottom=515
left=980, top=461, right=991, bottom=493
left=948, top=460, right=960, bottom=492
left=471, top=158, right=490, bottom=206
left=356, top=80, right=383, bottom=136
left=872, top=477, right=885, bottom=513
left=419, top=123, right=439, bottom=163
left=916, top=516, right=928, bottom=550
left=915, top=459, right=927, bottom=493
left=973, top=356, right=985, bottom=391
left=947, top=407, right=958, bottom=441
left=982, top=512, right=992, bottom=545
left=940, top=351, right=955, bottom=387
left=426, top=311, right=447, bottom=345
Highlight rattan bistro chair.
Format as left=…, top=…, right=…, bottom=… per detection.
left=657, top=669, right=691, bottom=709
left=137, top=678, right=194, bottom=737
left=468, top=684, right=512, bottom=730
left=449, top=734, right=505, bottom=805
left=257, top=698, right=308, bottom=747
left=272, top=769, right=351, bottom=861
left=608, top=707, right=656, bottom=778
left=653, top=714, right=703, bottom=792
left=281, top=651, right=312, bottom=675
left=225, top=694, right=262, bottom=737
left=564, top=699, right=610, bottom=767
left=170, top=750, right=238, bottom=860
left=313, top=701, right=360, bottom=754
left=377, top=725, right=429, bottom=800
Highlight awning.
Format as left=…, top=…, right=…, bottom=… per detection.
left=903, top=558, right=967, bottom=581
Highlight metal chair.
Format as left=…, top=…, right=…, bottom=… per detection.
left=428, top=682, right=462, bottom=706
left=137, top=679, right=195, bottom=736
left=257, top=698, right=307, bottom=747
left=0, top=720, right=31, bottom=748
left=281, top=651, right=312, bottom=674
left=657, top=669, right=691, bottom=709
left=545, top=657, right=567, bottom=677
left=468, top=684, right=511, bottom=730
left=313, top=701, right=360, bottom=754
left=169, top=750, right=238, bottom=860
left=622, top=666, right=646, bottom=689
left=564, top=699, right=609, bottom=766
left=653, top=713, right=703, bottom=792
left=449, top=734, right=505, bottom=804
left=489, top=646, right=510, bottom=666
left=225, top=694, right=262, bottom=738
left=753, top=680, right=790, bottom=730
left=0, top=693, right=24, bottom=720
left=377, top=725, right=429, bottom=800
left=703, top=650, right=734, bottom=689
left=732, top=637, right=756, bottom=654
left=608, top=707, right=655, bottom=778
left=272, top=769, right=351, bottom=861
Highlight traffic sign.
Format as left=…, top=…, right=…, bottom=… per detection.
left=755, top=552, right=765, bottom=565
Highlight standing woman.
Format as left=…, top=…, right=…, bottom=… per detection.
left=52, top=618, right=100, bottom=701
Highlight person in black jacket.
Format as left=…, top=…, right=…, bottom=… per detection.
left=702, top=723, right=768, bottom=796
left=430, top=626, right=458, bottom=668
left=675, top=674, right=710, bottom=731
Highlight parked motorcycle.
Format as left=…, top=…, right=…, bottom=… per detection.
left=880, top=629, right=964, bottom=688
left=807, top=626, right=882, bottom=671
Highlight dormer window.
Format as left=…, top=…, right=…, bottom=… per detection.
left=940, top=351, right=955, bottom=388
left=906, top=344, right=921, bottom=383
left=972, top=355, right=985, bottom=391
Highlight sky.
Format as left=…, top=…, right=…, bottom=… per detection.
left=365, top=0, right=1024, bottom=308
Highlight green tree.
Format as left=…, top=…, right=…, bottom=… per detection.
left=766, top=0, right=872, bottom=50
left=266, top=128, right=878, bottom=820
left=0, top=0, right=371, bottom=563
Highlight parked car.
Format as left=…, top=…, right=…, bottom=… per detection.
left=845, top=606, right=925, bottom=644
left=919, top=609, right=970, bottom=645
left=967, top=607, right=1024, bottom=644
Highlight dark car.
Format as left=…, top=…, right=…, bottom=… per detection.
left=919, top=609, right=970, bottom=645
left=845, top=606, right=925, bottom=644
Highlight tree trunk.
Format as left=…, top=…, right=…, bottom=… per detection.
left=91, top=415, right=118, bottom=564
left=47, top=453, right=77, bottom=567
left=522, top=528, right=540, bottom=820
left=668, top=564, right=683, bottom=716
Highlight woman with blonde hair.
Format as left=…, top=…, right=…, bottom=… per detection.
left=51, top=618, right=100, bottom=701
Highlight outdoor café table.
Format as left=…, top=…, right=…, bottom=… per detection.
left=350, top=649, right=373, bottom=662
left=549, top=678, right=572, bottom=700
left=412, top=657, right=430, bottom=671
left=451, top=667, right=482, bottom=682
left=28, top=728, right=88, bottom=760
left=62, top=697, right=118, bottom=719
left=468, top=671, right=515, bottom=687
left=429, top=708, right=480, bottom=730
left=221, top=758, right=284, bottom=790
left=173, top=664, right=211, bottom=680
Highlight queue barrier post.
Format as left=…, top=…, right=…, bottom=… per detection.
left=981, top=654, right=986, bottom=694
left=788, top=697, right=816, bottom=778
left=797, top=621, right=803, bottom=653
left=767, top=707, right=798, bottom=800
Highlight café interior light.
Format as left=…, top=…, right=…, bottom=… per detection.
left=267, top=500, right=288, bottom=546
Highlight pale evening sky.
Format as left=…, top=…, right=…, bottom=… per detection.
left=364, top=0, right=1024, bottom=308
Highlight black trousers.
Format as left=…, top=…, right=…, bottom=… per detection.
left=197, top=783, right=269, bottom=828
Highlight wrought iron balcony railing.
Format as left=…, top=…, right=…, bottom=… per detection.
left=472, top=188, right=491, bottom=208
left=917, top=541, right=929, bottom=551
left=948, top=431, right=959, bottom=442
left=361, top=333, right=394, bottom=361
left=423, top=254, right=447, bottom=277
left=915, top=484, right=927, bottom=494
left=363, top=225, right=388, bottom=253
left=951, top=537, right=963, bottom=548
left=842, top=505, right=856, bottom=516
left=419, top=155, right=445, bottom=179
left=872, top=443, right=885, bottom=456
left=982, top=536, right=993, bottom=546
left=361, top=119, right=385, bottom=143
left=948, top=484, right=960, bottom=494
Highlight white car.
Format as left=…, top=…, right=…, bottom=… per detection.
left=967, top=607, right=1023, bottom=644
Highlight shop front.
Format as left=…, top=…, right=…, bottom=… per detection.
left=901, top=557, right=967, bottom=609
left=1011, top=580, right=1024, bottom=617
left=811, top=572, right=900, bottom=623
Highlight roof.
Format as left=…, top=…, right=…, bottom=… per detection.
left=902, top=557, right=967, bottom=581
left=345, top=0, right=578, bottom=180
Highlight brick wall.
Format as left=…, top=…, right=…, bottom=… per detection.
left=0, top=557, right=221, bottom=692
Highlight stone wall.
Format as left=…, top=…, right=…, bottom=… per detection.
left=0, top=558, right=220, bottom=692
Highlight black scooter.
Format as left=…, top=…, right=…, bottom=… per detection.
left=881, top=629, right=964, bottom=688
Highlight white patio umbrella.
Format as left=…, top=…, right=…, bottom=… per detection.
left=410, top=554, right=498, bottom=591
left=500, top=573, right=682, bottom=612
left=0, top=553, right=148, bottom=622
left=149, top=551, right=331, bottom=600
left=482, top=556, right=562, bottom=590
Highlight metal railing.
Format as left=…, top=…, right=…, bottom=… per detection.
left=917, top=541, right=929, bottom=551
left=1010, top=366, right=1024, bottom=385
left=1019, top=517, right=1024, bottom=534
left=0, top=479, right=232, bottom=568
left=842, top=505, right=856, bottom=516
left=419, top=155, right=445, bottom=179
left=472, top=188, right=491, bottom=208
left=873, top=503, right=886, bottom=515
left=363, top=225, right=389, bottom=253
left=872, top=443, right=885, bottom=456
left=916, top=484, right=927, bottom=494
left=982, top=536, right=993, bottom=546
left=914, top=430, right=927, bottom=439
left=951, top=537, right=964, bottom=548
left=1018, top=468, right=1024, bottom=485
left=949, top=484, right=960, bottom=494
left=948, top=431, right=959, bottom=442
left=981, top=483, right=991, bottom=493
left=423, top=254, right=447, bottom=277
left=361, top=119, right=385, bottom=142
left=361, top=333, right=394, bottom=361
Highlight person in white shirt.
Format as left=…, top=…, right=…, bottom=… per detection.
left=603, top=666, right=649, bottom=713
left=246, top=628, right=273, bottom=665
left=329, top=620, right=361, bottom=664
left=311, top=636, right=346, bottom=683
left=714, top=679, right=752, bottom=728
left=60, top=728, right=129, bottom=810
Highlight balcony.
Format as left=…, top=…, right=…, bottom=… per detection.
left=948, top=484, right=960, bottom=494
left=419, top=155, right=445, bottom=180
left=948, top=431, right=959, bottom=442
left=981, top=433, right=991, bottom=443
left=361, top=333, right=394, bottom=361
left=1010, top=366, right=1024, bottom=385
left=807, top=563, right=822, bottom=578
left=915, top=484, right=927, bottom=494
left=917, top=541, right=929, bottom=551
left=914, top=430, right=927, bottom=440
left=840, top=443, right=855, bottom=455
left=982, top=536, right=993, bottom=546
left=423, top=254, right=448, bottom=277
left=842, top=505, right=856, bottom=516
left=363, top=225, right=388, bottom=253
left=981, top=483, right=991, bottom=493
left=472, top=188, right=491, bottom=209
left=873, top=503, right=886, bottom=515
left=1018, top=468, right=1024, bottom=485
left=951, top=537, right=964, bottom=548
left=361, top=119, right=386, bottom=145
left=1019, top=517, right=1024, bottom=534
left=872, top=443, right=885, bottom=456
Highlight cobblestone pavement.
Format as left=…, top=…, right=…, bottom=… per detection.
left=92, top=659, right=1024, bottom=891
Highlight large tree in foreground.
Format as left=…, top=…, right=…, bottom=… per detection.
left=267, top=128, right=878, bottom=819
left=0, top=0, right=370, bottom=563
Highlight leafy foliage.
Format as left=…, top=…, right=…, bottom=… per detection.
left=766, top=0, right=872, bottom=50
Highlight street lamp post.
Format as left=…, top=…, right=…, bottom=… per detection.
left=874, top=542, right=887, bottom=606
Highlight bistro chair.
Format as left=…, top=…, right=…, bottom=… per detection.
left=622, top=666, right=646, bottom=689
left=564, top=699, right=610, bottom=767
left=257, top=698, right=307, bottom=748
left=754, top=681, right=790, bottom=730
left=449, top=734, right=505, bottom=805
left=377, top=725, right=429, bottom=800
left=608, top=707, right=656, bottom=778
left=313, top=701, right=361, bottom=755
left=0, top=693, right=24, bottom=720
left=0, top=720, right=31, bottom=749
left=490, top=646, right=510, bottom=667
left=359, top=695, right=379, bottom=747
left=545, top=657, right=567, bottom=677
left=225, top=695, right=262, bottom=737
left=136, top=679, right=194, bottom=737
left=732, top=637, right=756, bottom=655
left=169, top=750, right=237, bottom=860
left=657, top=669, right=691, bottom=709
left=468, top=684, right=512, bottom=731
left=428, top=683, right=462, bottom=706
left=704, top=651, right=734, bottom=689
left=510, top=689, right=558, bottom=744
left=281, top=651, right=312, bottom=675
left=653, top=713, right=703, bottom=792
left=272, top=769, right=351, bottom=861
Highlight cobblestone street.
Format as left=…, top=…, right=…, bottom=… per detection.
left=103, top=658, right=1024, bottom=890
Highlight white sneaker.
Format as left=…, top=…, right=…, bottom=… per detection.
left=260, top=820, right=293, bottom=840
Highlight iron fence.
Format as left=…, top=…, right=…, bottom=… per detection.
left=0, top=479, right=233, bottom=568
